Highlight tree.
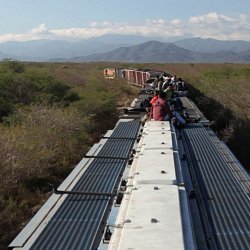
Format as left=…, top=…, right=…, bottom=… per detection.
left=2, top=59, right=25, bottom=73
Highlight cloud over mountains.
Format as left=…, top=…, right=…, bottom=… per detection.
left=0, top=12, right=250, bottom=43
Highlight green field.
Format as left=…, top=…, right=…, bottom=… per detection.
left=0, top=61, right=249, bottom=249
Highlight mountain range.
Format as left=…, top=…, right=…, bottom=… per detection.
left=1, top=34, right=250, bottom=63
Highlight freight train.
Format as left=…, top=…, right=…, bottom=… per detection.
left=9, top=67, right=250, bottom=250
left=104, top=67, right=166, bottom=88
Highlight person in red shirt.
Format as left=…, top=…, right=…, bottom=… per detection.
left=150, top=90, right=159, bottom=105
left=150, top=92, right=172, bottom=121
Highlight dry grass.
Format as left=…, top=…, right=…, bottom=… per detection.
left=0, top=105, right=91, bottom=190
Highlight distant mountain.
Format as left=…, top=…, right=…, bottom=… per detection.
left=231, top=49, right=250, bottom=61
left=69, top=40, right=250, bottom=63
left=87, top=34, right=166, bottom=45
left=1, top=35, right=250, bottom=62
left=0, top=51, right=12, bottom=60
left=174, top=37, right=250, bottom=53
left=0, top=39, right=116, bottom=61
left=71, top=41, right=202, bottom=62
left=0, top=40, right=74, bottom=61
left=0, top=34, right=164, bottom=61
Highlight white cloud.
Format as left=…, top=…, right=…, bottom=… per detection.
left=31, top=23, right=48, bottom=34
left=170, top=19, right=182, bottom=25
left=90, top=21, right=114, bottom=28
left=0, top=13, right=250, bottom=43
left=0, top=24, right=54, bottom=43
left=146, top=19, right=166, bottom=25
left=187, top=12, right=250, bottom=40
left=189, top=12, right=233, bottom=24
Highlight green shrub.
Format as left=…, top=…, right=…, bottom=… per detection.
left=0, top=105, right=93, bottom=190
left=0, top=71, right=80, bottom=119
left=1, top=59, right=26, bottom=73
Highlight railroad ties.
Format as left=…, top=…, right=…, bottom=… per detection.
left=9, top=119, right=140, bottom=250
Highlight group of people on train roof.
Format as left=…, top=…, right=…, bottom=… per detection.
left=144, top=73, right=187, bottom=127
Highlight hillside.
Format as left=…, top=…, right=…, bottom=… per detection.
left=71, top=40, right=250, bottom=63
left=0, top=51, right=11, bottom=60
left=71, top=41, right=202, bottom=62
left=174, top=37, right=250, bottom=53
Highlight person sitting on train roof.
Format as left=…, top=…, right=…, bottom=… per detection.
left=157, top=76, right=164, bottom=94
left=150, top=92, right=172, bottom=121
left=162, top=78, right=171, bottom=91
left=150, top=90, right=159, bottom=105
left=163, top=85, right=174, bottom=102
left=143, top=97, right=152, bottom=115
left=172, top=111, right=186, bottom=127
left=149, top=76, right=159, bottom=89
left=171, top=75, right=177, bottom=83
left=163, top=73, right=171, bottom=82
left=177, top=77, right=186, bottom=91
left=149, top=91, right=186, bottom=125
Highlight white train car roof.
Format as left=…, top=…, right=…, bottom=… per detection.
left=108, top=121, right=195, bottom=250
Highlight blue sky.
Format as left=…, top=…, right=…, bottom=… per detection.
left=0, top=0, right=250, bottom=42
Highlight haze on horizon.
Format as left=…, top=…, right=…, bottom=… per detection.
left=0, top=0, right=250, bottom=43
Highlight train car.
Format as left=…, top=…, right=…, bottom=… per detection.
left=104, top=68, right=116, bottom=79
left=135, top=70, right=151, bottom=88
left=116, top=68, right=125, bottom=78
left=123, top=69, right=136, bottom=84
left=120, top=69, right=168, bottom=88
left=123, top=69, right=152, bottom=88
